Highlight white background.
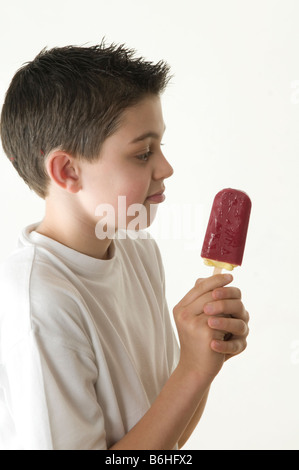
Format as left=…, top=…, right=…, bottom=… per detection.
left=0, top=0, right=298, bottom=450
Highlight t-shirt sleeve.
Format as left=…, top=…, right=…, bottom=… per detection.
left=4, top=330, right=107, bottom=450
left=0, top=251, right=107, bottom=450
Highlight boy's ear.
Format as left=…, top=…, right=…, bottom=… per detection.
left=46, top=150, right=82, bottom=193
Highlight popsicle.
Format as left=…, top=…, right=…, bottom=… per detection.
left=201, top=188, right=251, bottom=274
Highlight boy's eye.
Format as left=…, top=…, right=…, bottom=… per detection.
left=137, top=151, right=152, bottom=162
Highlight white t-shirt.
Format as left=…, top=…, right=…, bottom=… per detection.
left=0, top=224, right=179, bottom=450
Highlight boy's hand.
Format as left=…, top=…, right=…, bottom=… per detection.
left=173, top=274, right=249, bottom=382
left=204, top=278, right=249, bottom=361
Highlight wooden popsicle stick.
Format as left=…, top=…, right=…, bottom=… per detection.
left=213, top=266, right=223, bottom=275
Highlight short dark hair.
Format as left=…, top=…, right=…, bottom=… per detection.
left=0, top=42, right=171, bottom=198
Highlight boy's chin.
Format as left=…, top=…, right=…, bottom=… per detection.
left=94, top=202, right=159, bottom=239
left=125, top=205, right=158, bottom=231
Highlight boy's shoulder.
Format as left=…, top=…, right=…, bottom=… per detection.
left=0, top=227, right=166, bottom=356
left=0, top=227, right=164, bottom=302
left=0, top=234, right=92, bottom=355
left=0, top=239, right=75, bottom=295
left=0, top=227, right=165, bottom=307
left=0, top=244, right=36, bottom=293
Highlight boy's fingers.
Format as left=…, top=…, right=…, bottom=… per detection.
left=210, top=337, right=247, bottom=355
left=176, top=274, right=233, bottom=308
left=212, top=286, right=241, bottom=301
left=196, top=274, right=234, bottom=296
left=203, top=299, right=246, bottom=319
left=175, top=291, right=216, bottom=318
left=208, top=316, right=249, bottom=337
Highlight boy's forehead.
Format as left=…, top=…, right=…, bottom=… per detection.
left=115, top=96, right=165, bottom=143
left=129, top=128, right=166, bottom=144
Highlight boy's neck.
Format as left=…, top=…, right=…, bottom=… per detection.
left=36, top=198, right=112, bottom=261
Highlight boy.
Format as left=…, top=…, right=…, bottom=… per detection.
left=0, top=43, right=249, bottom=450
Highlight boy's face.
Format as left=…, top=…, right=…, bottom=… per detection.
left=78, top=95, right=173, bottom=231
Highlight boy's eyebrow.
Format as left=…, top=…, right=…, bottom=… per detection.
left=130, top=125, right=166, bottom=144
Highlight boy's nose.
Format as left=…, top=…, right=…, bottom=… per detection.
left=152, top=153, right=174, bottom=181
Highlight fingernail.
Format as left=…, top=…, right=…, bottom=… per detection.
left=224, top=274, right=233, bottom=282
left=212, top=340, right=222, bottom=349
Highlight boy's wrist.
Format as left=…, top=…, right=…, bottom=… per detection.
left=174, top=361, right=215, bottom=395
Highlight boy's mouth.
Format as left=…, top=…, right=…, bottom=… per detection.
left=146, top=189, right=165, bottom=203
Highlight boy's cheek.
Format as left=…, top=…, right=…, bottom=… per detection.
left=122, top=184, right=148, bottom=206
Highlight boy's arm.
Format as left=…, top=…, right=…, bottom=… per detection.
left=177, top=387, right=210, bottom=449
left=110, top=274, right=249, bottom=450
left=110, top=366, right=211, bottom=450
left=178, top=298, right=250, bottom=449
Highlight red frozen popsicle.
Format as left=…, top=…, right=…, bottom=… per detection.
left=201, top=188, right=251, bottom=273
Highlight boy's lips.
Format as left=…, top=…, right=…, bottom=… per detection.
left=146, top=189, right=165, bottom=203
